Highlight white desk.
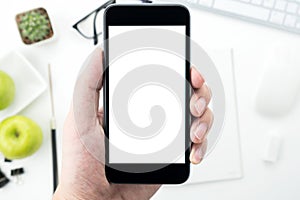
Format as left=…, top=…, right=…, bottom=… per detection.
left=0, top=0, right=300, bottom=199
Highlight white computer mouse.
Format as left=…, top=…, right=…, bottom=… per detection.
left=255, top=47, right=300, bottom=117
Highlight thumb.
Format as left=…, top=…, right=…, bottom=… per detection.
left=73, top=47, right=104, bottom=134
left=69, top=47, right=106, bottom=164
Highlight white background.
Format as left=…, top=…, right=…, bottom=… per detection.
left=0, top=0, right=299, bottom=199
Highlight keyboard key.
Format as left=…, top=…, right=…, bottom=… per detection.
left=252, top=0, right=262, bottom=5
left=263, top=0, right=275, bottom=8
left=284, top=14, right=297, bottom=26
left=270, top=11, right=285, bottom=24
left=214, top=0, right=270, bottom=20
left=274, top=0, right=287, bottom=11
left=199, top=0, right=213, bottom=7
left=286, top=2, right=298, bottom=13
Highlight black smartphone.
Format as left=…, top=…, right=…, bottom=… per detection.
left=103, top=4, right=190, bottom=184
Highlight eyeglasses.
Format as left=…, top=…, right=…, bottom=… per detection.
left=73, top=0, right=153, bottom=45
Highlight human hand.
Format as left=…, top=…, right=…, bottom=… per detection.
left=53, top=47, right=213, bottom=200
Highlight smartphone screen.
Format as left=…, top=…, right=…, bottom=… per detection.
left=108, top=25, right=186, bottom=164
left=104, top=5, right=190, bottom=183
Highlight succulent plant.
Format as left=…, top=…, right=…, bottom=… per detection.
left=18, top=10, right=51, bottom=42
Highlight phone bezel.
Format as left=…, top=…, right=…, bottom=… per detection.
left=103, top=4, right=191, bottom=184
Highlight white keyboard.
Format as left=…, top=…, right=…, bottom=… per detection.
left=177, top=0, right=300, bottom=34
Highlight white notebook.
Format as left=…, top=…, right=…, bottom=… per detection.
left=181, top=49, right=243, bottom=185
left=184, top=48, right=243, bottom=185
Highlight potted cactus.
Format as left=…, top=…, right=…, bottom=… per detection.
left=16, top=8, right=54, bottom=45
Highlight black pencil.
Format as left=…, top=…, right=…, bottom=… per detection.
left=48, top=64, right=58, bottom=193
left=51, top=127, right=58, bottom=193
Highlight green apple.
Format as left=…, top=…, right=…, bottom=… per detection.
left=0, top=70, right=15, bottom=110
left=0, top=115, right=43, bottom=159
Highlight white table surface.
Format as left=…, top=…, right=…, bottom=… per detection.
left=0, top=0, right=300, bottom=199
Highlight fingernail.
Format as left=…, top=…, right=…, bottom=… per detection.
left=195, top=123, right=208, bottom=141
left=194, top=97, right=206, bottom=115
left=194, top=146, right=205, bottom=163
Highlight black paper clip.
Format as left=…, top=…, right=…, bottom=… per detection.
left=11, top=168, right=25, bottom=185
left=0, top=169, right=9, bottom=188
left=4, top=158, right=12, bottom=163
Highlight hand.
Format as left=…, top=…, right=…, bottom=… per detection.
left=53, top=47, right=213, bottom=200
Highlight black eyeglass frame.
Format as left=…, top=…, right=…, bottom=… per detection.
left=72, top=0, right=153, bottom=45
left=72, top=0, right=116, bottom=45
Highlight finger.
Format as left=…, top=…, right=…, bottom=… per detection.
left=98, top=107, right=104, bottom=126
left=190, top=139, right=208, bottom=164
left=190, top=108, right=214, bottom=144
left=191, top=67, right=205, bottom=89
left=190, top=84, right=212, bottom=117
left=73, top=47, right=104, bottom=135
